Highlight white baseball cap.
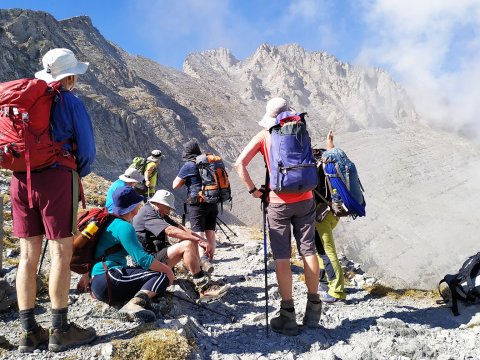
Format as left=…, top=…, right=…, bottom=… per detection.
left=35, top=48, right=89, bottom=82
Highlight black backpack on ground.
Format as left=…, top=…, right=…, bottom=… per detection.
left=438, top=252, right=480, bottom=315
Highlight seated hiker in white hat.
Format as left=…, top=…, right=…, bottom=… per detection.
left=133, top=190, right=229, bottom=301
left=105, top=168, right=144, bottom=212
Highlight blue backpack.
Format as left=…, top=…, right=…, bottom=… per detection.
left=269, top=112, right=318, bottom=193
left=319, top=148, right=366, bottom=219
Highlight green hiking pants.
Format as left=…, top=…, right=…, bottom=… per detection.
left=315, top=211, right=346, bottom=299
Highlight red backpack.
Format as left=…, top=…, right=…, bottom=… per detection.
left=71, top=207, right=123, bottom=275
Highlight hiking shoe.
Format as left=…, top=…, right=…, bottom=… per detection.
left=18, top=325, right=49, bottom=353
left=198, top=281, right=230, bottom=302
left=118, top=297, right=156, bottom=323
left=319, top=282, right=329, bottom=293
left=48, top=323, right=96, bottom=352
left=321, top=293, right=343, bottom=304
left=270, top=308, right=298, bottom=336
left=303, top=300, right=322, bottom=327
left=201, top=259, right=214, bottom=274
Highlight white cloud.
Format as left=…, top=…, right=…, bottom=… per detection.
left=356, top=0, right=480, bottom=139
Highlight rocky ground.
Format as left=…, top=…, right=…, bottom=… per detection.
left=1, top=172, right=480, bottom=359
left=1, top=223, right=480, bottom=359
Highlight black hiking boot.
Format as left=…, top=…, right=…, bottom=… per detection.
left=303, top=300, right=322, bottom=327
left=48, top=323, right=96, bottom=352
left=18, top=324, right=49, bottom=353
left=270, top=309, right=298, bottom=336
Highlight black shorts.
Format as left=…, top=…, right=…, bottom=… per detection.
left=187, top=203, right=218, bottom=232
left=155, top=247, right=169, bottom=264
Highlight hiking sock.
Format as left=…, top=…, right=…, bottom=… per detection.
left=19, top=308, right=37, bottom=332
left=193, top=270, right=206, bottom=279
left=307, top=293, right=321, bottom=304
left=280, top=299, right=295, bottom=312
left=51, top=308, right=69, bottom=332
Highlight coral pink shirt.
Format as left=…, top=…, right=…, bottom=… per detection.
left=254, top=130, right=313, bottom=204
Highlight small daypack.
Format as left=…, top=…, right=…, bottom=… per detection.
left=313, top=147, right=366, bottom=219
left=438, top=252, right=480, bottom=316
left=129, top=156, right=147, bottom=174
left=269, top=111, right=318, bottom=193
left=195, top=153, right=232, bottom=205
left=0, top=78, right=76, bottom=206
left=71, top=207, right=123, bottom=275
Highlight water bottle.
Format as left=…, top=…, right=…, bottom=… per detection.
left=73, top=220, right=99, bottom=249
left=331, top=188, right=349, bottom=215
left=332, top=188, right=341, bottom=202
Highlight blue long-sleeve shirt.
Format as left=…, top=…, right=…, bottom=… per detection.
left=105, top=179, right=127, bottom=213
left=91, top=218, right=154, bottom=277
left=51, top=90, right=96, bottom=177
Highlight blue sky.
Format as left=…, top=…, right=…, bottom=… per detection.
left=3, top=0, right=480, bottom=135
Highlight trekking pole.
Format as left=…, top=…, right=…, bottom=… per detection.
left=216, top=217, right=238, bottom=237
left=216, top=221, right=231, bottom=242
left=261, top=189, right=269, bottom=337
left=37, top=238, right=48, bottom=275
left=168, top=292, right=237, bottom=323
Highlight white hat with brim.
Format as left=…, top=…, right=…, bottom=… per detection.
left=258, top=97, right=292, bottom=129
left=118, top=168, right=143, bottom=183
left=149, top=190, right=175, bottom=210
left=35, top=48, right=89, bottom=83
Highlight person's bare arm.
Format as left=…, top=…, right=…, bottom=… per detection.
left=164, top=225, right=212, bottom=256
left=326, top=130, right=335, bottom=150
left=234, top=134, right=263, bottom=199
left=172, top=176, right=185, bottom=190
left=149, top=258, right=175, bottom=285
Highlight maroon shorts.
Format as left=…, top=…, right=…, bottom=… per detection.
left=10, top=168, right=75, bottom=239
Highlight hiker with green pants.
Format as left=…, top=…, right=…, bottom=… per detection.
left=315, top=212, right=346, bottom=302
left=314, top=130, right=346, bottom=303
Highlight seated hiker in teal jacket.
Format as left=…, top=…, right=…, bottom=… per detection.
left=90, top=186, right=174, bottom=322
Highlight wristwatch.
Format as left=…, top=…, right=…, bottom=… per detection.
left=248, top=186, right=257, bottom=194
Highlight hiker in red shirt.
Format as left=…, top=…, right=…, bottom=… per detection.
left=235, top=97, right=321, bottom=336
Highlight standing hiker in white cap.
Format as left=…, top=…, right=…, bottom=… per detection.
left=235, top=97, right=321, bottom=336
left=143, top=149, right=162, bottom=199
left=11, top=48, right=96, bottom=353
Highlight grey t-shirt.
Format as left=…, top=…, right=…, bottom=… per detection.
left=133, top=203, right=177, bottom=253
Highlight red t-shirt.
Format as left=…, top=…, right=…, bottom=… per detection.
left=253, top=130, right=313, bottom=204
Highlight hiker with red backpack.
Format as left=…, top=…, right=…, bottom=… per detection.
left=89, top=186, right=172, bottom=322
left=172, top=141, right=218, bottom=274
left=2, top=48, right=96, bottom=352
left=132, top=190, right=230, bottom=301
left=234, top=97, right=321, bottom=336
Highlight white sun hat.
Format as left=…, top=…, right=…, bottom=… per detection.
left=118, top=168, right=143, bottom=183
left=35, top=48, right=89, bottom=82
left=149, top=190, right=176, bottom=210
left=258, top=97, right=293, bottom=129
